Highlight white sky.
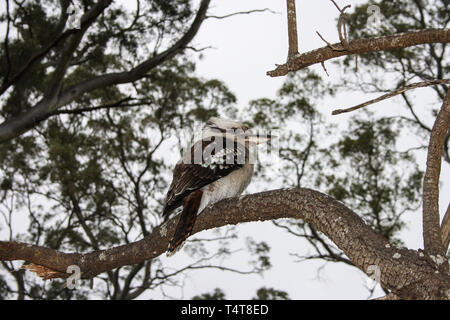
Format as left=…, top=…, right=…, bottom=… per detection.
left=1, top=0, right=448, bottom=300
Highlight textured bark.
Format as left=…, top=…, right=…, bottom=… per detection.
left=442, top=204, right=450, bottom=252
left=1, top=188, right=449, bottom=299
left=422, top=88, right=450, bottom=267
left=267, top=28, right=450, bottom=77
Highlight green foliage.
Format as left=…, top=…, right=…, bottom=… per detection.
left=191, top=286, right=290, bottom=300
left=0, top=275, right=11, bottom=300
left=318, top=115, right=422, bottom=243
left=0, top=0, right=248, bottom=300
left=192, top=288, right=226, bottom=300
left=246, top=238, right=272, bottom=272
left=252, top=287, right=290, bottom=300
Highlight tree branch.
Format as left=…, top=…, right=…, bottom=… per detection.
left=267, top=29, right=450, bottom=77
left=401, top=92, right=433, bottom=132
left=422, top=88, right=449, bottom=268
left=206, top=8, right=277, bottom=20
left=1, top=188, right=449, bottom=299
left=331, top=79, right=450, bottom=115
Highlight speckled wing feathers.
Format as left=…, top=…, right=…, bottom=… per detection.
left=162, top=137, right=248, bottom=219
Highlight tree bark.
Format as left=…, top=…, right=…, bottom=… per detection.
left=422, top=88, right=450, bottom=270
left=1, top=188, right=449, bottom=299
left=267, top=28, right=450, bottom=77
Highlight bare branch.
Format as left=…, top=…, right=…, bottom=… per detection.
left=316, top=31, right=344, bottom=52
left=267, top=29, right=450, bottom=77
left=422, top=88, right=450, bottom=268
left=1, top=188, right=449, bottom=299
left=0, top=0, right=211, bottom=143
left=401, top=92, right=433, bottom=132
left=206, top=8, right=277, bottom=20
left=2, top=0, right=12, bottom=84
left=286, top=0, right=299, bottom=60
left=337, top=5, right=351, bottom=51
left=332, top=79, right=450, bottom=115
left=329, top=0, right=345, bottom=13
left=48, top=97, right=144, bottom=116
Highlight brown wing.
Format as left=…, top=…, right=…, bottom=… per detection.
left=166, top=189, right=203, bottom=256
left=162, top=136, right=248, bottom=218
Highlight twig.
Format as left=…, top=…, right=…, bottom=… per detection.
left=206, top=8, right=278, bottom=20
left=320, top=61, right=329, bottom=76
left=316, top=31, right=345, bottom=51
left=337, top=5, right=351, bottom=51
left=286, top=0, right=299, bottom=61
left=47, top=97, right=140, bottom=116
left=332, top=79, right=450, bottom=115
left=185, top=45, right=215, bottom=52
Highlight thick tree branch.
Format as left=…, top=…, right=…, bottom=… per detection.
left=442, top=203, right=450, bottom=252
left=444, top=128, right=450, bottom=164
left=422, top=88, right=450, bottom=267
left=1, top=188, right=449, bottom=299
left=267, top=29, right=450, bottom=77
left=0, top=0, right=211, bottom=144
left=286, top=0, right=299, bottom=61
left=47, top=97, right=142, bottom=116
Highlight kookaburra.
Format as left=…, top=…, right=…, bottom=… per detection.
left=162, top=117, right=272, bottom=256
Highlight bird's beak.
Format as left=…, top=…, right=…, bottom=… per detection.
left=244, top=133, right=275, bottom=144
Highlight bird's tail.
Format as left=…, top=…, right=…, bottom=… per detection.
left=166, top=190, right=203, bottom=257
